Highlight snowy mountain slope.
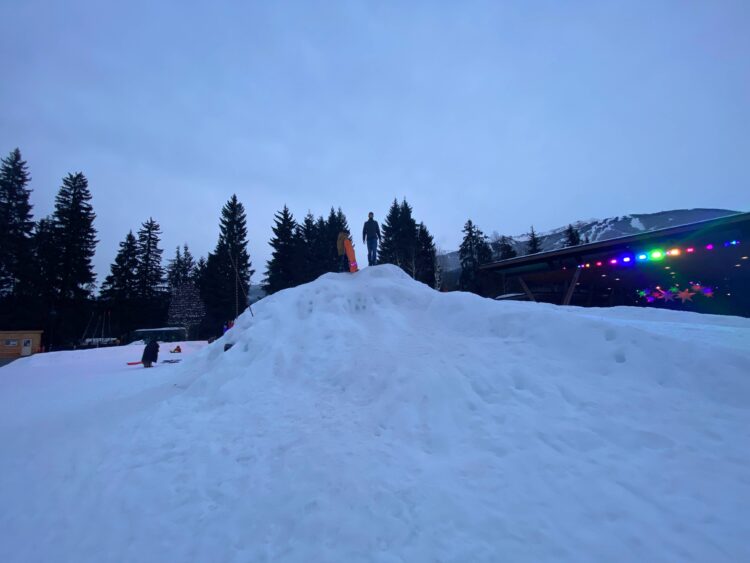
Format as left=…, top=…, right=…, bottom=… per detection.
left=439, top=208, right=739, bottom=272
left=1, top=266, right=749, bottom=562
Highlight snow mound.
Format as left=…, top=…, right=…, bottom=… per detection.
left=2, top=265, right=750, bottom=562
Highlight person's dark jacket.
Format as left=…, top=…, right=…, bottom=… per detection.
left=142, top=340, right=159, bottom=364
left=362, top=219, right=381, bottom=242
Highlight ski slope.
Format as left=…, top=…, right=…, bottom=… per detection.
left=1, top=265, right=749, bottom=562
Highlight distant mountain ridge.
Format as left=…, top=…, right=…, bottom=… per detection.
left=438, top=208, right=741, bottom=274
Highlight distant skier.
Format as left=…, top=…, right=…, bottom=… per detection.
left=362, top=212, right=381, bottom=266
left=337, top=230, right=350, bottom=272
left=142, top=339, right=159, bottom=368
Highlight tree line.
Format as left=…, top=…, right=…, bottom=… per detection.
left=457, top=221, right=587, bottom=292
left=1, top=146, right=591, bottom=346
left=0, top=149, right=442, bottom=348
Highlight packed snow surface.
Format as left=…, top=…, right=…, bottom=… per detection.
left=1, top=266, right=750, bottom=562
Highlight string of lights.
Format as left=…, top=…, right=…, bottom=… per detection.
left=573, top=239, right=742, bottom=270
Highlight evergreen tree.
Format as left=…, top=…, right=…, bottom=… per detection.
left=582, top=233, right=591, bottom=244
left=166, top=244, right=196, bottom=290
left=32, top=217, right=59, bottom=303
left=53, top=172, right=97, bottom=300
left=526, top=226, right=542, bottom=255
left=100, top=231, right=139, bottom=301
left=135, top=217, right=165, bottom=300
left=264, top=205, right=300, bottom=294
left=497, top=236, right=517, bottom=260
left=310, top=215, right=330, bottom=278
left=200, top=194, right=253, bottom=331
left=194, top=256, right=207, bottom=283
left=379, top=198, right=418, bottom=274
left=399, top=200, right=418, bottom=277
left=414, top=222, right=437, bottom=287
left=564, top=224, right=581, bottom=247
left=322, top=207, right=351, bottom=272
left=459, top=219, right=492, bottom=293
left=295, top=212, right=320, bottom=283
left=0, top=148, right=34, bottom=296
left=378, top=199, right=401, bottom=266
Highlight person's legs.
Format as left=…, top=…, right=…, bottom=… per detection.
left=367, top=238, right=378, bottom=266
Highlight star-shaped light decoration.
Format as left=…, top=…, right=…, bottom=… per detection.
left=669, top=286, right=679, bottom=293
left=661, top=290, right=676, bottom=302
left=646, top=296, right=655, bottom=303
left=653, top=291, right=664, bottom=299
left=691, top=284, right=702, bottom=292
left=677, top=289, right=695, bottom=303
left=702, top=287, right=714, bottom=298
left=637, top=289, right=648, bottom=298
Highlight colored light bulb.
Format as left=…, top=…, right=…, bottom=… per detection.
left=596, top=261, right=603, bottom=266
left=667, top=248, right=681, bottom=256
left=622, top=256, right=631, bottom=263
left=686, top=247, right=694, bottom=253
left=706, top=244, right=714, bottom=250
left=650, top=250, right=664, bottom=260
left=637, top=254, right=648, bottom=261
left=610, top=259, right=618, bottom=264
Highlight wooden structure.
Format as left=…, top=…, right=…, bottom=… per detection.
left=0, top=330, right=44, bottom=359
left=479, top=212, right=750, bottom=317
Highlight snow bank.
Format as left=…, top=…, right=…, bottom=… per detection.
left=1, top=266, right=749, bottom=562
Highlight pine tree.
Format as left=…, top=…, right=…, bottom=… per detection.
left=459, top=219, right=492, bottom=293
left=321, top=207, right=351, bottom=272
left=264, top=205, right=299, bottom=294
left=31, top=217, right=59, bottom=303
left=378, top=199, right=401, bottom=266
left=100, top=231, right=139, bottom=301
left=135, top=217, right=165, bottom=300
left=194, top=256, right=207, bottom=283
left=53, top=172, right=97, bottom=300
left=379, top=198, right=418, bottom=274
left=399, top=200, right=418, bottom=277
left=526, top=226, right=542, bottom=255
left=295, top=212, right=319, bottom=283
left=564, top=224, right=581, bottom=247
left=0, top=148, right=34, bottom=296
left=311, top=215, right=330, bottom=278
left=200, top=194, right=253, bottom=332
left=414, top=222, right=437, bottom=287
left=497, top=236, right=517, bottom=260
left=166, top=244, right=196, bottom=290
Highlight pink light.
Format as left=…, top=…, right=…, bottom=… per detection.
left=596, top=261, right=602, bottom=267
left=706, top=244, right=714, bottom=250
left=610, top=259, right=618, bottom=264
left=686, top=247, right=695, bottom=253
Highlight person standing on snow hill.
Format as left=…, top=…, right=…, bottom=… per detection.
left=141, top=339, right=159, bottom=368
left=337, top=230, right=350, bottom=272
left=362, top=212, right=381, bottom=266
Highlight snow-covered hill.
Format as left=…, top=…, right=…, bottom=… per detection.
left=1, top=266, right=749, bottom=562
left=439, top=208, right=739, bottom=272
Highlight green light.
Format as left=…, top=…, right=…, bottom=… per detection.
left=650, top=250, right=664, bottom=260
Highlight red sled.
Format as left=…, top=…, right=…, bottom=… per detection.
left=127, top=361, right=142, bottom=366
left=344, top=239, right=358, bottom=273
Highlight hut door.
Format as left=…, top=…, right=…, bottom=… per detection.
left=21, top=339, right=32, bottom=356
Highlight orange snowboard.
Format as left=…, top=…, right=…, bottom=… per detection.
left=344, top=239, right=359, bottom=273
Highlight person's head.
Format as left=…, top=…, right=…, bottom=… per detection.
left=368, top=212, right=374, bottom=220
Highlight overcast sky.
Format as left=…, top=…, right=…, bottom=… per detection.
left=2, top=0, right=749, bottom=284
